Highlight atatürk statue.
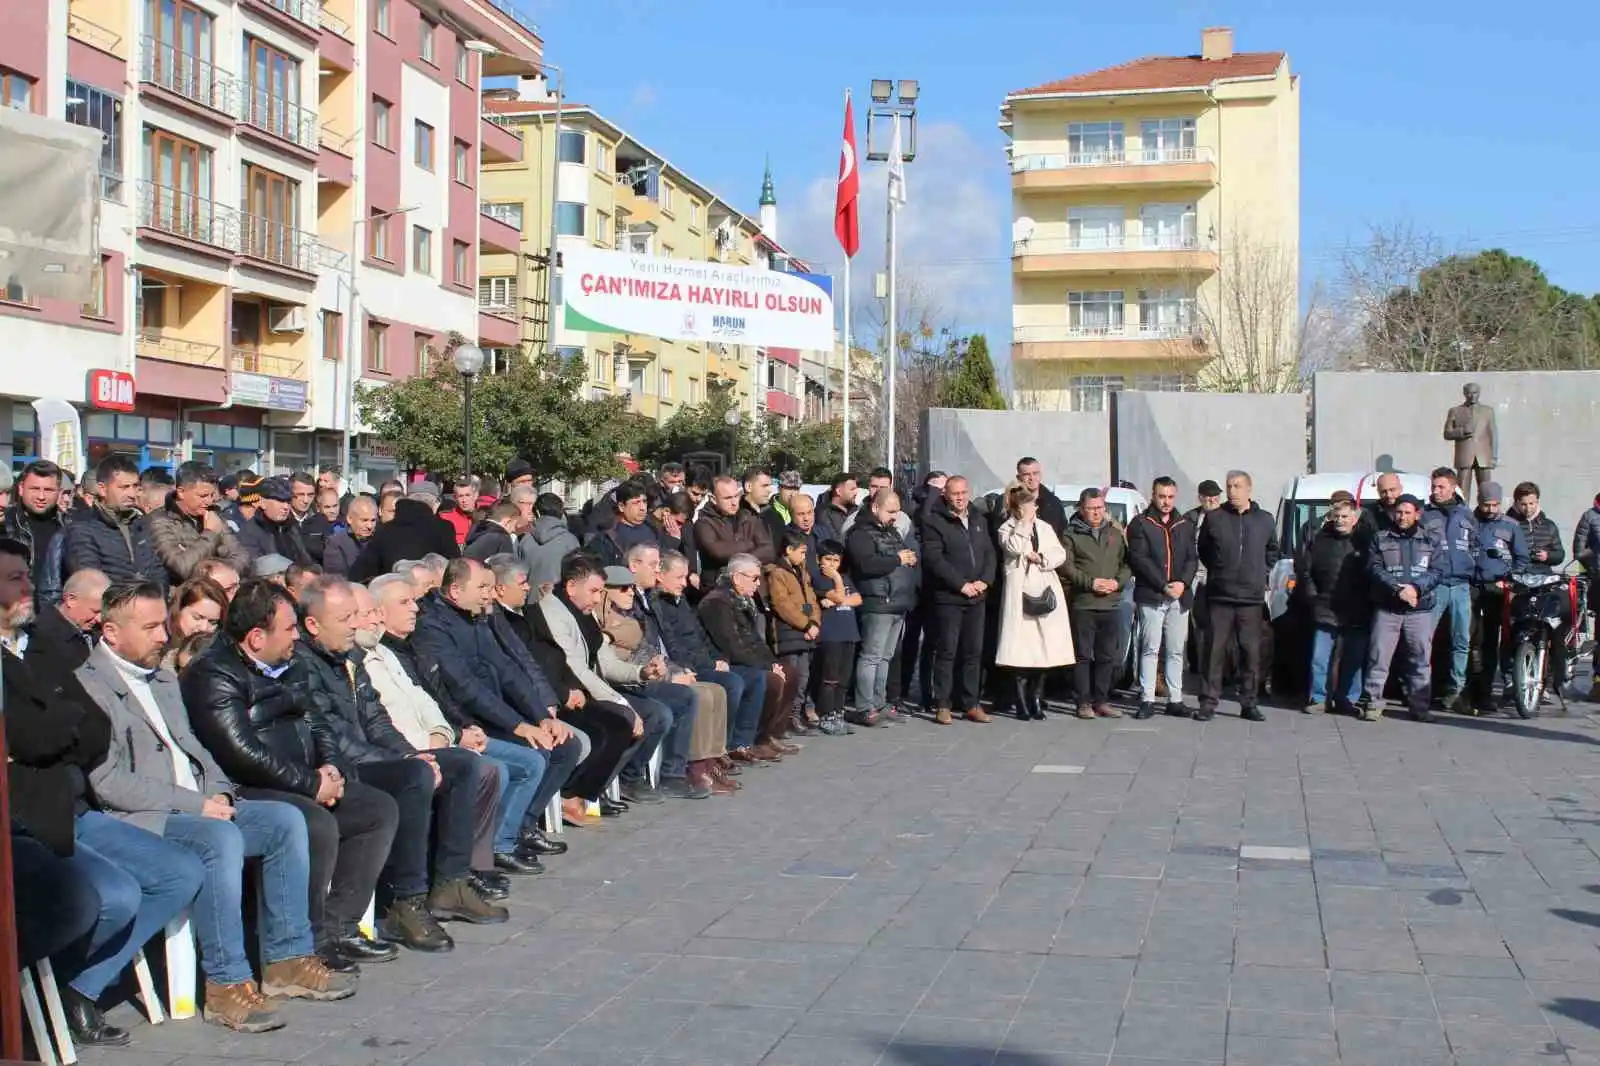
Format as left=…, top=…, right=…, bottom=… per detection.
left=1443, top=382, right=1497, bottom=505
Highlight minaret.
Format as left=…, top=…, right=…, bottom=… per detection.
left=758, top=157, right=778, bottom=243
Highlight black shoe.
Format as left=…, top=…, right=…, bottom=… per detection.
left=316, top=943, right=361, bottom=975
left=598, top=797, right=628, bottom=817
left=62, top=987, right=130, bottom=1048
left=380, top=896, right=455, bottom=953
left=619, top=779, right=665, bottom=805
left=660, top=776, right=712, bottom=800
left=334, top=934, right=398, bottom=965
left=1165, top=701, right=1187, bottom=717
left=1241, top=706, right=1266, bottom=722
left=494, top=851, right=544, bottom=875
left=1135, top=701, right=1157, bottom=720
left=1412, top=707, right=1434, bottom=723
left=518, top=828, right=568, bottom=856
left=1193, top=707, right=1215, bottom=722
left=469, top=872, right=510, bottom=902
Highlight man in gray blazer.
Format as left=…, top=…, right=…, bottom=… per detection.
left=77, top=580, right=356, bottom=1032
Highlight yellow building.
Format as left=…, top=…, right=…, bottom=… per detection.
left=479, top=88, right=802, bottom=425
left=1001, top=27, right=1300, bottom=411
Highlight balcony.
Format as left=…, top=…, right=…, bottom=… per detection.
left=243, top=0, right=320, bottom=36
left=1012, top=146, right=1216, bottom=192
left=482, top=0, right=540, bottom=36
left=67, top=10, right=122, bottom=53
left=1012, top=234, right=1217, bottom=277
left=137, top=329, right=225, bottom=368
left=318, top=4, right=350, bottom=36
left=138, top=330, right=228, bottom=402
left=139, top=38, right=238, bottom=119
left=479, top=204, right=521, bottom=253
left=136, top=180, right=240, bottom=254
left=478, top=310, right=519, bottom=347
left=480, top=114, right=522, bottom=164
left=238, top=214, right=322, bottom=274
left=1011, top=322, right=1208, bottom=363
left=319, top=123, right=355, bottom=185
left=239, top=86, right=319, bottom=153
left=231, top=348, right=304, bottom=377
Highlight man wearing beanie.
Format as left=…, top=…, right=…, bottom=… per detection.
left=1468, top=481, right=1528, bottom=712
left=504, top=459, right=535, bottom=491
left=1362, top=493, right=1444, bottom=722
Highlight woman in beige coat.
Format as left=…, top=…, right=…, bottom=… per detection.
left=996, top=484, right=1075, bottom=720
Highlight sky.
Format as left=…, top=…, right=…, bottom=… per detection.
left=522, top=0, right=1600, bottom=365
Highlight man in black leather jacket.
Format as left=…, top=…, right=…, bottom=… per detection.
left=181, top=580, right=408, bottom=965
left=294, top=577, right=506, bottom=938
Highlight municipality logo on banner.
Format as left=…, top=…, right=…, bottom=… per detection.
left=562, top=248, right=834, bottom=351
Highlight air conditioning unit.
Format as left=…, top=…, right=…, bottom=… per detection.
left=268, top=306, right=306, bottom=332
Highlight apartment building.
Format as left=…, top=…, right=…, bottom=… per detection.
left=0, top=0, right=541, bottom=484
left=479, top=89, right=807, bottom=427
left=1001, top=27, right=1299, bottom=412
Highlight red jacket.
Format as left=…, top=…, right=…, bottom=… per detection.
left=441, top=507, right=473, bottom=547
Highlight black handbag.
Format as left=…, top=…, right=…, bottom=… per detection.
left=1020, top=525, right=1057, bottom=617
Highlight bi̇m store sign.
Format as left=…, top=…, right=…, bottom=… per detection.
left=562, top=248, right=833, bottom=351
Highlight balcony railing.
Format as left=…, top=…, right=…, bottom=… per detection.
left=482, top=0, right=539, bottom=34
left=136, top=180, right=240, bottom=250
left=317, top=4, right=350, bottom=36
left=1013, top=322, right=1202, bottom=343
left=137, top=329, right=225, bottom=367
left=67, top=10, right=122, bottom=52
left=1012, top=145, right=1215, bottom=173
left=140, top=37, right=237, bottom=115
left=1012, top=234, right=1210, bottom=256
left=481, top=202, right=522, bottom=229
left=238, top=214, right=321, bottom=272
left=482, top=112, right=524, bottom=139
left=319, top=121, right=355, bottom=154
left=239, top=86, right=319, bottom=150
left=252, top=0, right=319, bottom=30
left=231, top=348, right=305, bottom=377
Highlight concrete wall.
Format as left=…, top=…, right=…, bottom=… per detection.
left=1312, top=371, right=1600, bottom=537
left=920, top=408, right=1109, bottom=495
left=1113, top=391, right=1307, bottom=516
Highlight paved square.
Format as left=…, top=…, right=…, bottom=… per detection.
left=82, top=698, right=1600, bottom=1065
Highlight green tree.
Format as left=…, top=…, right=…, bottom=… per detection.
left=357, top=336, right=636, bottom=482
left=637, top=390, right=766, bottom=475
left=768, top=419, right=843, bottom=482
left=937, top=334, right=1006, bottom=409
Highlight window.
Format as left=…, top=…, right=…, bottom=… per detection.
left=594, top=142, right=609, bottom=172
left=556, top=129, right=585, bottom=164
left=1067, top=206, right=1124, bottom=249
left=414, top=332, right=431, bottom=372
left=455, top=40, right=469, bottom=82
left=688, top=201, right=701, bottom=231
left=659, top=181, right=673, bottom=214
left=143, top=127, right=215, bottom=239
left=478, top=276, right=516, bottom=310
left=1067, top=290, right=1124, bottom=336
left=0, top=69, right=34, bottom=112
left=1066, top=120, right=1123, bottom=163
left=688, top=377, right=701, bottom=403
left=2, top=274, right=28, bottom=304
left=1133, top=373, right=1193, bottom=392
left=412, top=226, right=432, bottom=272
left=591, top=350, right=610, bottom=383
left=373, top=0, right=390, bottom=36
left=661, top=243, right=674, bottom=260
left=554, top=202, right=584, bottom=236
left=145, top=2, right=214, bottom=108
left=372, top=97, right=392, bottom=148
left=1070, top=375, right=1124, bottom=413
left=483, top=201, right=522, bottom=228
left=1139, top=203, right=1198, bottom=249
left=367, top=208, right=391, bottom=261
left=240, top=163, right=301, bottom=264
left=366, top=320, right=388, bottom=371
left=418, top=17, right=436, bottom=63
left=322, top=311, right=343, bottom=360
left=659, top=368, right=674, bottom=400
left=451, top=240, right=469, bottom=285
left=594, top=209, right=610, bottom=246
left=452, top=139, right=470, bottom=182
left=81, top=258, right=108, bottom=318
left=1137, top=287, right=1195, bottom=337
left=242, top=38, right=305, bottom=145
left=628, top=363, right=646, bottom=396
left=414, top=121, right=434, bottom=169
left=66, top=81, right=123, bottom=200
left=1139, top=117, right=1196, bottom=161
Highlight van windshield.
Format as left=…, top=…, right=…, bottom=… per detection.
left=1281, top=501, right=1334, bottom=557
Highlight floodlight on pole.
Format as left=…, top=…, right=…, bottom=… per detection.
left=869, top=79, right=892, bottom=103
left=862, top=77, right=916, bottom=474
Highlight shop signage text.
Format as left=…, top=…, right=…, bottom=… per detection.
left=230, top=372, right=308, bottom=412
left=88, top=369, right=137, bottom=412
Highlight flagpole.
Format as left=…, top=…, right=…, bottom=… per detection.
left=886, top=183, right=897, bottom=475
left=842, top=253, right=852, bottom=470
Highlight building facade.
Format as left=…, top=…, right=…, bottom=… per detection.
left=0, top=0, right=541, bottom=486
left=1001, top=26, right=1300, bottom=412
left=478, top=87, right=807, bottom=428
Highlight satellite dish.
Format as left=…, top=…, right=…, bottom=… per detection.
left=1012, top=217, right=1035, bottom=244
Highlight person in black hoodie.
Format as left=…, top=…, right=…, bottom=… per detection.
left=920, top=476, right=997, bottom=725
left=3, top=459, right=69, bottom=607
left=1015, top=457, right=1069, bottom=538
left=1128, top=477, right=1199, bottom=719
left=1295, top=494, right=1369, bottom=714
left=1195, top=470, right=1279, bottom=722
left=288, top=473, right=332, bottom=565
left=888, top=472, right=945, bottom=713
left=61, top=454, right=169, bottom=593
left=347, top=483, right=459, bottom=582
left=464, top=499, right=521, bottom=562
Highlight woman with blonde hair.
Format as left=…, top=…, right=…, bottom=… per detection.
left=995, top=483, right=1075, bottom=720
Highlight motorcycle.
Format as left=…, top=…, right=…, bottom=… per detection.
left=1503, top=571, right=1586, bottom=718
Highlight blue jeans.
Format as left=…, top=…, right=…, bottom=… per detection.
left=635, top=680, right=696, bottom=779
left=855, top=613, right=905, bottom=713
left=524, top=734, right=582, bottom=833
left=62, top=814, right=203, bottom=998
left=621, top=691, right=675, bottom=783
left=1309, top=624, right=1365, bottom=706
left=162, top=800, right=314, bottom=985
left=699, top=666, right=766, bottom=749
left=1431, top=582, right=1472, bottom=694
left=482, top=737, right=547, bottom=854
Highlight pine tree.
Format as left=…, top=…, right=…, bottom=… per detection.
left=938, top=334, right=1007, bottom=410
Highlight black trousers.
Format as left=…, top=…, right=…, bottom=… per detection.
left=561, top=700, right=639, bottom=801
left=13, top=833, right=101, bottom=968
left=930, top=599, right=986, bottom=710
left=1200, top=602, right=1265, bottom=710
left=359, top=755, right=471, bottom=897
left=241, top=781, right=398, bottom=945
left=814, top=640, right=855, bottom=718
left=1070, top=609, right=1124, bottom=707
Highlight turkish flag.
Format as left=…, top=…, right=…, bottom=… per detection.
left=834, top=92, right=860, bottom=258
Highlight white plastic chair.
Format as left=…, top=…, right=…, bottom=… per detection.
left=21, top=965, right=59, bottom=1066
left=163, top=914, right=199, bottom=1020
left=130, top=948, right=165, bottom=1023
left=647, top=745, right=662, bottom=788
left=543, top=794, right=563, bottom=836
left=360, top=896, right=377, bottom=940
left=22, top=958, right=76, bottom=1065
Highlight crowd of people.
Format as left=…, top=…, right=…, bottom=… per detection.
left=3, top=449, right=1593, bottom=1052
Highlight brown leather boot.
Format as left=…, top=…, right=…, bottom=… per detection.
left=966, top=707, right=992, bottom=723
left=203, top=980, right=284, bottom=1032
left=934, top=706, right=953, bottom=725
left=261, top=956, right=358, bottom=1002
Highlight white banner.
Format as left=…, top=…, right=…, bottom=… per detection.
left=32, top=398, right=85, bottom=476
left=563, top=247, right=834, bottom=351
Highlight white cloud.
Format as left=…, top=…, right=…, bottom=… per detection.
left=782, top=121, right=1011, bottom=341
left=630, top=82, right=658, bottom=111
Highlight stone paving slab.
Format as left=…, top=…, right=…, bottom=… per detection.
left=75, top=692, right=1600, bottom=1065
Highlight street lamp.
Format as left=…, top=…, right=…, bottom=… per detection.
left=864, top=76, right=917, bottom=472
left=341, top=203, right=420, bottom=485
left=453, top=342, right=486, bottom=478
left=723, top=406, right=741, bottom=475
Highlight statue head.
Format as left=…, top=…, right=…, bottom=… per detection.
left=1463, top=383, right=1480, bottom=404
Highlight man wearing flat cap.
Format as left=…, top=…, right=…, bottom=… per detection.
left=1362, top=493, right=1444, bottom=723
left=236, top=476, right=312, bottom=564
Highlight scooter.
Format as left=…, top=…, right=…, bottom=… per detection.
left=1503, top=571, right=1586, bottom=718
